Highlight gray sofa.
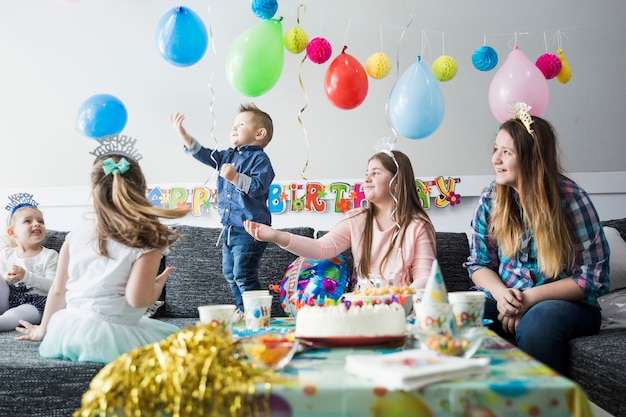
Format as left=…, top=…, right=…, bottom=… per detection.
left=0, top=222, right=624, bottom=417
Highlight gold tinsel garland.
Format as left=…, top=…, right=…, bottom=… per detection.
left=73, top=322, right=275, bottom=417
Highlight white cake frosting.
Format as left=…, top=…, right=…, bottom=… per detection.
left=295, top=302, right=406, bottom=338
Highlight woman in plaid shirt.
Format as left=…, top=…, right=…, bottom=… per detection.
left=464, top=104, right=610, bottom=376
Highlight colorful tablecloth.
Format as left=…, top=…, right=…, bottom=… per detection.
left=244, top=318, right=593, bottom=417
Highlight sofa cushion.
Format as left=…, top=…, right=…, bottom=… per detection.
left=165, top=226, right=314, bottom=318
left=436, top=232, right=473, bottom=292
left=43, top=230, right=68, bottom=253
left=569, top=329, right=626, bottom=417
left=603, top=226, right=626, bottom=291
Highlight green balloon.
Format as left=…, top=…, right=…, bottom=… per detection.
left=226, top=19, right=284, bottom=97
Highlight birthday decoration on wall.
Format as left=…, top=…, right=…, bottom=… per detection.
left=75, top=94, right=127, bottom=140
left=147, top=176, right=462, bottom=217
left=155, top=6, right=208, bottom=67
left=225, top=17, right=285, bottom=97
left=488, top=46, right=549, bottom=123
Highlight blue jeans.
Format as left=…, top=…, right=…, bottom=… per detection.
left=484, top=297, right=601, bottom=376
left=222, top=226, right=268, bottom=311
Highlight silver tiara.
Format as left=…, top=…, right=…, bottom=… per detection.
left=89, top=134, right=143, bottom=161
left=5, top=193, right=39, bottom=216
left=508, top=101, right=534, bottom=135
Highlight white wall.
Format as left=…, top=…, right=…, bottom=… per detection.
left=1, top=0, right=625, bottom=193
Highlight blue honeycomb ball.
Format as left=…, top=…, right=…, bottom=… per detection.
left=472, top=46, right=498, bottom=71
left=251, top=0, right=278, bottom=20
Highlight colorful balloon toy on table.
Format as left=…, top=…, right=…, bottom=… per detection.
left=279, top=255, right=349, bottom=317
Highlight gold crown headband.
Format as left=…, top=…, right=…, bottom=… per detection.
left=508, top=101, right=534, bottom=136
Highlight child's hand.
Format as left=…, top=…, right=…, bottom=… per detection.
left=5, top=265, right=25, bottom=283
left=155, top=266, right=175, bottom=287
left=15, top=320, right=45, bottom=342
left=220, top=163, right=239, bottom=184
left=169, top=112, right=192, bottom=147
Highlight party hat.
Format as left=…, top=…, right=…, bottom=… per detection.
left=422, top=260, right=449, bottom=303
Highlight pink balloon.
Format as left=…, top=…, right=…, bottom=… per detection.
left=488, top=47, right=549, bottom=122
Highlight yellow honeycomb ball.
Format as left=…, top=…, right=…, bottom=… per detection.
left=366, top=52, right=392, bottom=79
left=432, top=55, right=458, bottom=82
left=283, top=26, right=309, bottom=54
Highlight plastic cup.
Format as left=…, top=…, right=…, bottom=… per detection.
left=243, top=294, right=273, bottom=330
left=448, top=291, right=486, bottom=328
left=414, top=301, right=456, bottom=337
left=197, top=304, right=237, bottom=333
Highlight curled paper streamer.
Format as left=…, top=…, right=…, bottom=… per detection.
left=205, top=3, right=219, bottom=187
left=374, top=136, right=401, bottom=237
left=298, top=54, right=310, bottom=181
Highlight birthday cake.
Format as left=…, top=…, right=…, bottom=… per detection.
left=294, top=302, right=406, bottom=338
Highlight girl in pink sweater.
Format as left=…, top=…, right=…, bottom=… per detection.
left=245, top=150, right=437, bottom=289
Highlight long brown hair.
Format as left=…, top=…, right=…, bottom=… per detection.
left=91, top=155, right=189, bottom=257
left=357, top=150, right=436, bottom=279
left=491, top=117, right=574, bottom=277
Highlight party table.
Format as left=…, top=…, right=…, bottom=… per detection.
left=247, top=317, right=594, bottom=417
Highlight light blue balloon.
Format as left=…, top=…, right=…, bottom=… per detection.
left=156, top=6, right=208, bottom=67
left=75, top=94, right=127, bottom=139
left=388, top=56, right=445, bottom=139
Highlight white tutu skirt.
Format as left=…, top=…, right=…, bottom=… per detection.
left=39, top=309, right=180, bottom=364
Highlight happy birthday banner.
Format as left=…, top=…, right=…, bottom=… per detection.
left=147, top=176, right=461, bottom=217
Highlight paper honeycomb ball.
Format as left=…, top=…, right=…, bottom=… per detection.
left=556, top=49, right=572, bottom=84
left=251, top=0, right=278, bottom=20
left=535, top=53, right=562, bottom=79
left=306, top=37, right=332, bottom=64
left=283, top=26, right=309, bottom=54
left=472, top=45, right=498, bottom=71
left=279, top=255, right=349, bottom=317
left=365, top=52, right=392, bottom=79
left=432, top=55, right=458, bottom=82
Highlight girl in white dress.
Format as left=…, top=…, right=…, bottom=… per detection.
left=16, top=152, right=189, bottom=363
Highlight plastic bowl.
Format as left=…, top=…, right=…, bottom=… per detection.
left=240, top=332, right=299, bottom=370
left=412, top=326, right=487, bottom=358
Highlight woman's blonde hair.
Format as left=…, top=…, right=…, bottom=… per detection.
left=91, top=155, right=188, bottom=257
left=356, top=150, right=436, bottom=280
left=491, top=117, right=574, bottom=277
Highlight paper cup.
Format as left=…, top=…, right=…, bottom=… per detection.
left=448, top=291, right=486, bottom=328
left=242, top=289, right=270, bottom=298
left=414, top=302, right=456, bottom=336
left=198, top=304, right=237, bottom=333
left=243, top=294, right=272, bottom=330
left=412, top=289, right=426, bottom=307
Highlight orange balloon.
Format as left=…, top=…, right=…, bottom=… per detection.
left=324, top=46, right=369, bottom=110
